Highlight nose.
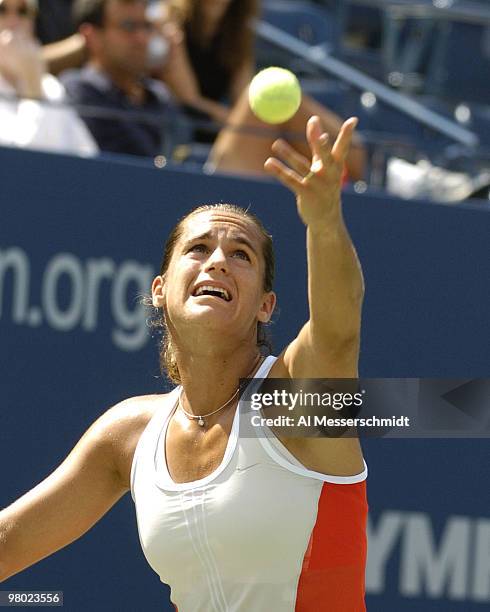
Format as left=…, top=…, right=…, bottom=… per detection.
left=135, top=28, right=150, bottom=45
left=204, top=247, right=228, bottom=274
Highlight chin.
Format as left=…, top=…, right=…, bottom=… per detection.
left=188, top=305, right=233, bottom=324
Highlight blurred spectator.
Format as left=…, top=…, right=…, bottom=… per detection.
left=61, top=0, right=365, bottom=177
left=62, top=0, right=179, bottom=157
left=0, top=0, right=97, bottom=155
left=153, top=0, right=258, bottom=128
left=146, top=0, right=366, bottom=178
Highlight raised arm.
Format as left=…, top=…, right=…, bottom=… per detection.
left=265, top=116, right=365, bottom=476
left=266, top=115, right=364, bottom=378
left=0, top=400, right=146, bottom=582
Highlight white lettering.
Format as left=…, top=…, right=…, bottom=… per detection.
left=261, top=393, right=273, bottom=407
left=1, top=247, right=153, bottom=351
left=111, top=260, right=153, bottom=351
left=472, top=519, right=490, bottom=601
left=400, top=514, right=470, bottom=599
left=0, top=247, right=29, bottom=323
left=83, top=258, right=116, bottom=330
left=42, top=254, right=84, bottom=331
left=366, top=512, right=404, bottom=593
left=250, top=393, right=261, bottom=410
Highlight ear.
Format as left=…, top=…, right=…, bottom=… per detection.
left=151, top=275, right=166, bottom=308
left=79, top=23, right=100, bottom=50
left=257, top=291, right=276, bottom=323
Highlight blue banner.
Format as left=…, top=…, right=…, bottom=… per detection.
left=1, top=147, right=489, bottom=610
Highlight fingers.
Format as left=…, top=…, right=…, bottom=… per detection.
left=264, top=157, right=303, bottom=192
left=331, top=117, right=358, bottom=162
left=264, top=115, right=359, bottom=191
left=306, top=115, right=332, bottom=166
left=271, top=139, right=310, bottom=177
left=306, top=115, right=358, bottom=167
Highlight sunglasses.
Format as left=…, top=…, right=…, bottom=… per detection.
left=0, top=4, right=32, bottom=17
left=113, top=19, right=153, bottom=34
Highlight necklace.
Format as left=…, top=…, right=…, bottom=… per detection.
left=179, top=388, right=239, bottom=427
left=178, top=355, right=263, bottom=427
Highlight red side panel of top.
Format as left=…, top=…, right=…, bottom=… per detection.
left=295, top=480, right=368, bottom=612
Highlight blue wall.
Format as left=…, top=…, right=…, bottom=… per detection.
left=1, top=147, right=489, bottom=610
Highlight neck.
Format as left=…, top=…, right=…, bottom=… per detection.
left=200, top=23, right=216, bottom=43
left=177, top=345, right=263, bottom=417
left=91, top=59, right=145, bottom=102
left=199, top=11, right=224, bottom=43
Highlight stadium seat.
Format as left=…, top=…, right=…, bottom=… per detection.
left=261, top=0, right=338, bottom=48
left=300, top=78, right=353, bottom=116
left=256, top=0, right=339, bottom=75
left=424, top=21, right=490, bottom=105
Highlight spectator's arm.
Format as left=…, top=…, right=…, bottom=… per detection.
left=42, top=34, right=87, bottom=76
left=157, top=25, right=230, bottom=125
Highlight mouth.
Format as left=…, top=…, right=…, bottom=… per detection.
left=192, top=285, right=232, bottom=302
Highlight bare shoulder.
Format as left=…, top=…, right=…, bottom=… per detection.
left=91, top=393, right=173, bottom=492
left=268, top=329, right=359, bottom=380
left=267, top=348, right=290, bottom=379
left=265, top=350, right=365, bottom=477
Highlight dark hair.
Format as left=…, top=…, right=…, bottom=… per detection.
left=72, top=0, right=146, bottom=29
left=152, top=203, right=275, bottom=384
left=168, top=0, right=259, bottom=74
left=0, top=0, right=38, bottom=14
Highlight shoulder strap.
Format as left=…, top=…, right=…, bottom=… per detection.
left=130, top=387, right=180, bottom=500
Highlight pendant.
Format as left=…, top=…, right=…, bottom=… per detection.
left=198, top=417, right=205, bottom=427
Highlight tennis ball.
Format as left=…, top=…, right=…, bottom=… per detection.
left=248, top=67, right=302, bottom=124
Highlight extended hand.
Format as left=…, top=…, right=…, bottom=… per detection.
left=264, top=115, right=358, bottom=227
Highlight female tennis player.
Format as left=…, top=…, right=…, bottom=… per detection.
left=0, top=115, right=367, bottom=611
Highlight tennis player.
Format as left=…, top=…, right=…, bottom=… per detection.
left=0, top=115, right=367, bottom=611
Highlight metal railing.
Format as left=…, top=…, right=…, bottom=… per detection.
left=254, top=18, right=479, bottom=148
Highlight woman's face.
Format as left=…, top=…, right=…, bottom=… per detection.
left=0, top=0, right=35, bottom=36
left=153, top=210, right=275, bottom=345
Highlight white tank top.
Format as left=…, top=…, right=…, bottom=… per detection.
left=131, top=356, right=368, bottom=611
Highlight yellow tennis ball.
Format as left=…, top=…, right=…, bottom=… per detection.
left=248, top=67, right=302, bottom=124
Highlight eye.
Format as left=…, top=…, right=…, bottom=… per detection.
left=233, top=249, right=250, bottom=261
left=188, top=243, right=208, bottom=254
